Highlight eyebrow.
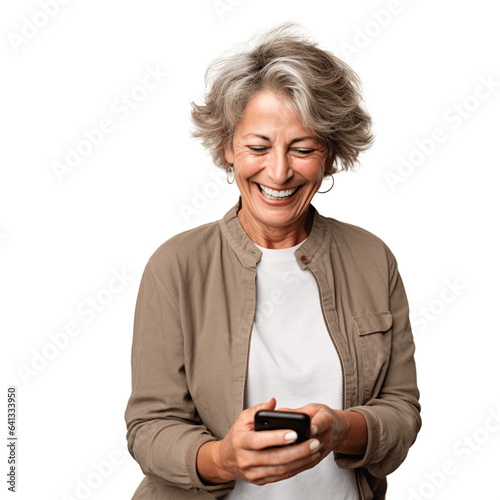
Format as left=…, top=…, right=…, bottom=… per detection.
left=242, top=133, right=317, bottom=145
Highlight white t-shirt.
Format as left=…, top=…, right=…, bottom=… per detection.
left=226, top=240, right=357, bottom=499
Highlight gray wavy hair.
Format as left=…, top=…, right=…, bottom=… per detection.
left=190, top=22, right=373, bottom=174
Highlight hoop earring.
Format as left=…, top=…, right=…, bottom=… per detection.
left=226, top=165, right=234, bottom=184
left=317, top=171, right=334, bottom=194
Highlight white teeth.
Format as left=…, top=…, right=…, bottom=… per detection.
left=259, top=184, right=299, bottom=200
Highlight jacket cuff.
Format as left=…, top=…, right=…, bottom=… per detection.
left=333, top=407, right=380, bottom=469
left=186, top=434, right=236, bottom=497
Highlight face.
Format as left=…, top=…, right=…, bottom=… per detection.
left=224, top=90, right=333, bottom=240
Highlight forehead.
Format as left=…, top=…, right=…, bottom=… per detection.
left=236, top=90, right=309, bottom=135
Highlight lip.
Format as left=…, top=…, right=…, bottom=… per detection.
left=258, top=182, right=301, bottom=192
left=254, top=182, right=302, bottom=205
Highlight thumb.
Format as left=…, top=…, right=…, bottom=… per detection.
left=239, top=398, right=277, bottom=430
left=249, top=397, right=276, bottom=418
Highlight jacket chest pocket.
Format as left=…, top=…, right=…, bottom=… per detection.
left=353, top=311, right=393, bottom=404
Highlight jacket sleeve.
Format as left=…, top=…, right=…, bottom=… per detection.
left=124, top=260, right=236, bottom=496
left=334, top=246, right=422, bottom=477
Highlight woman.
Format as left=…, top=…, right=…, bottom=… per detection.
left=125, top=23, right=421, bottom=500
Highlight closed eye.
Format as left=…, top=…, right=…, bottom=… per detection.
left=248, top=147, right=315, bottom=155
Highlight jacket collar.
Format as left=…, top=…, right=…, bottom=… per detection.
left=219, top=195, right=330, bottom=270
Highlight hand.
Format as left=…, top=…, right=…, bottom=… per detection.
left=197, top=397, right=323, bottom=486
left=276, top=403, right=343, bottom=464
left=276, top=403, right=367, bottom=459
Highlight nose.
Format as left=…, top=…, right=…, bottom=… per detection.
left=266, top=149, right=293, bottom=185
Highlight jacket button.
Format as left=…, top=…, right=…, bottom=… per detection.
left=300, top=255, right=308, bottom=264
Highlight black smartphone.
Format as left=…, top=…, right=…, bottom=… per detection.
left=254, top=410, right=311, bottom=445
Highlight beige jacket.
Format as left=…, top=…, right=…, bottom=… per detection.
left=124, top=197, right=421, bottom=500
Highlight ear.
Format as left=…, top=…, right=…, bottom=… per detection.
left=224, top=144, right=235, bottom=165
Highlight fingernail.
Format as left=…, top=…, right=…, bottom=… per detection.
left=309, top=439, right=321, bottom=451
left=311, top=452, right=320, bottom=461
left=285, top=431, right=298, bottom=442
left=311, top=425, right=318, bottom=436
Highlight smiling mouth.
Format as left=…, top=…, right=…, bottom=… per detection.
left=256, top=183, right=301, bottom=201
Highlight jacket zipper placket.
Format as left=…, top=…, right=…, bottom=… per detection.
left=242, top=269, right=258, bottom=413
left=242, top=334, right=252, bottom=415
left=308, top=266, right=363, bottom=500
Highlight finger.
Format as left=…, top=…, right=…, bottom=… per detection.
left=274, top=404, right=323, bottom=436
left=237, top=437, right=322, bottom=481
left=252, top=397, right=277, bottom=414
left=261, top=437, right=322, bottom=463
left=309, top=407, right=334, bottom=435
left=275, top=405, right=308, bottom=413
left=241, top=398, right=277, bottom=428
left=241, top=428, right=300, bottom=451
left=293, top=403, right=323, bottom=416
left=245, top=445, right=323, bottom=485
left=256, top=452, right=322, bottom=485
left=275, top=404, right=324, bottom=422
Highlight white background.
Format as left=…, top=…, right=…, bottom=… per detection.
left=1, top=1, right=499, bottom=499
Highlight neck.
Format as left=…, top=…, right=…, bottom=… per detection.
left=237, top=205, right=313, bottom=249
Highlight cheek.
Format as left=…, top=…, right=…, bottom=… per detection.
left=299, top=160, right=324, bottom=184
left=235, top=152, right=265, bottom=174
